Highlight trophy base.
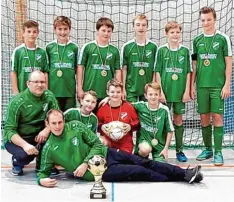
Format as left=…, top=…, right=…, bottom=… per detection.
left=90, top=191, right=106, bottom=199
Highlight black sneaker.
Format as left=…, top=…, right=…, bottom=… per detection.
left=184, top=165, right=201, bottom=184
left=50, top=167, right=60, bottom=176
left=11, top=165, right=23, bottom=176
left=194, top=172, right=203, bottom=183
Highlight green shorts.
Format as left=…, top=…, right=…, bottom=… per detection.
left=167, top=102, right=185, bottom=114
left=134, top=140, right=165, bottom=162
left=197, top=87, right=224, bottom=114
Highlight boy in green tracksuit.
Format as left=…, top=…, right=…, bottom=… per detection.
left=37, top=109, right=203, bottom=188
left=10, top=20, right=48, bottom=95
left=64, top=90, right=98, bottom=133
left=121, top=14, right=157, bottom=102
left=77, top=17, right=121, bottom=106
left=4, top=71, right=59, bottom=176
left=46, top=16, right=79, bottom=111
left=154, top=21, right=192, bottom=162
left=133, top=82, right=174, bottom=162
left=191, top=7, right=232, bottom=166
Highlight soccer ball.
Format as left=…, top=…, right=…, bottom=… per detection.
left=107, top=121, right=124, bottom=141
left=88, top=155, right=107, bottom=176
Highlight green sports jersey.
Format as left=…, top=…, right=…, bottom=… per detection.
left=37, top=120, right=108, bottom=184
left=132, top=101, right=174, bottom=147
left=192, top=31, right=232, bottom=88
left=46, top=40, right=79, bottom=97
left=64, top=108, right=98, bottom=133
left=133, top=102, right=174, bottom=148
left=155, top=44, right=192, bottom=102
left=11, top=44, right=49, bottom=92
left=4, top=88, right=59, bottom=143
left=78, top=40, right=121, bottom=99
left=121, top=39, right=157, bottom=97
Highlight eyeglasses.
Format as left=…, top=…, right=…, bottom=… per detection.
left=29, top=80, right=46, bottom=84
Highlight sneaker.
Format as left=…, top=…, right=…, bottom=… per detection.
left=11, top=165, right=23, bottom=176
left=194, top=172, right=204, bottom=183
left=50, top=167, right=60, bottom=176
left=184, top=165, right=201, bottom=184
left=196, top=149, right=213, bottom=161
left=213, top=152, right=224, bottom=166
left=176, top=151, right=188, bottom=162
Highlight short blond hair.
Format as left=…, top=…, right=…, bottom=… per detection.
left=81, top=90, right=98, bottom=101
left=165, top=21, right=182, bottom=33
left=132, top=14, right=148, bottom=27
left=106, top=79, right=123, bottom=91
left=53, top=16, right=71, bottom=30
left=144, top=82, right=161, bottom=94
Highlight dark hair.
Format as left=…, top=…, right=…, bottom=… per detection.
left=22, top=20, right=39, bottom=31
left=96, top=17, right=114, bottom=31
left=199, top=7, right=216, bottom=20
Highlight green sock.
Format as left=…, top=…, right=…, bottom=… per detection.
left=174, top=124, right=184, bottom=152
left=202, top=125, right=212, bottom=150
left=214, top=126, right=224, bottom=153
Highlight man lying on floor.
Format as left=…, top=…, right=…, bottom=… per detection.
left=37, top=109, right=203, bottom=187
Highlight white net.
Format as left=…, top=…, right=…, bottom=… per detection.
left=1, top=0, right=234, bottom=147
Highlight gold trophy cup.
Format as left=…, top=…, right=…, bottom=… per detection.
left=88, top=155, right=107, bottom=199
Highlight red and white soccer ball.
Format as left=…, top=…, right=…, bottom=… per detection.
left=107, top=121, right=124, bottom=141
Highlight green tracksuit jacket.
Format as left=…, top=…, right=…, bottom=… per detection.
left=4, top=88, right=59, bottom=143
left=37, top=120, right=108, bottom=184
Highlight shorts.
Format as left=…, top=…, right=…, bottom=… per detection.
left=167, top=102, right=185, bottom=114
left=197, top=87, right=224, bottom=114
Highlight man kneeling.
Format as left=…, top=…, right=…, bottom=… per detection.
left=37, top=109, right=203, bottom=187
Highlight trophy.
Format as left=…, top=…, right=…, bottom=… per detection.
left=88, top=155, right=107, bottom=199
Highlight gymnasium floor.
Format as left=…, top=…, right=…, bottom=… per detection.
left=1, top=149, right=234, bottom=202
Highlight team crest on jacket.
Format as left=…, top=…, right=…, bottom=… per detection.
left=178, top=55, right=184, bottom=64
left=36, top=54, right=42, bottom=62
left=145, top=50, right=152, bottom=58
left=67, top=51, right=74, bottom=58
left=120, top=112, right=127, bottom=120
left=71, top=137, right=78, bottom=146
left=213, top=42, right=219, bottom=50
left=106, top=52, right=113, bottom=60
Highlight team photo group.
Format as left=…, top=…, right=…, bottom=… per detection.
left=3, top=6, right=232, bottom=188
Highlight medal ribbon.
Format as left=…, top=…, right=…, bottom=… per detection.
left=168, top=44, right=179, bottom=74
left=150, top=108, right=159, bottom=140
left=56, top=40, right=67, bottom=71
left=79, top=109, right=91, bottom=126
left=135, top=39, right=146, bottom=69
left=96, top=42, right=110, bottom=70
left=24, top=45, right=37, bottom=72
left=203, top=32, right=216, bottom=59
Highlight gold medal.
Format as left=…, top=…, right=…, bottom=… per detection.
left=172, top=74, right=178, bottom=81
left=139, top=69, right=145, bottom=76
left=57, top=70, right=63, bottom=77
left=101, top=70, right=107, bottom=77
left=151, top=138, right=158, bottom=146
left=204, top=59, right=210, bottom=67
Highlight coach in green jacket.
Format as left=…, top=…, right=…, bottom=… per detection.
left=4, top=70, right=59, bottom=176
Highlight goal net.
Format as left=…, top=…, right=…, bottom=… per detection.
left=1, top=0, right=234, bottom=148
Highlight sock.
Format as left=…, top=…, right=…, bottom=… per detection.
left=202, top=125, right=212, bottom=150
left=213, top=126, right=224, bottom=153
left=174, top=124, right=184, bottom=152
